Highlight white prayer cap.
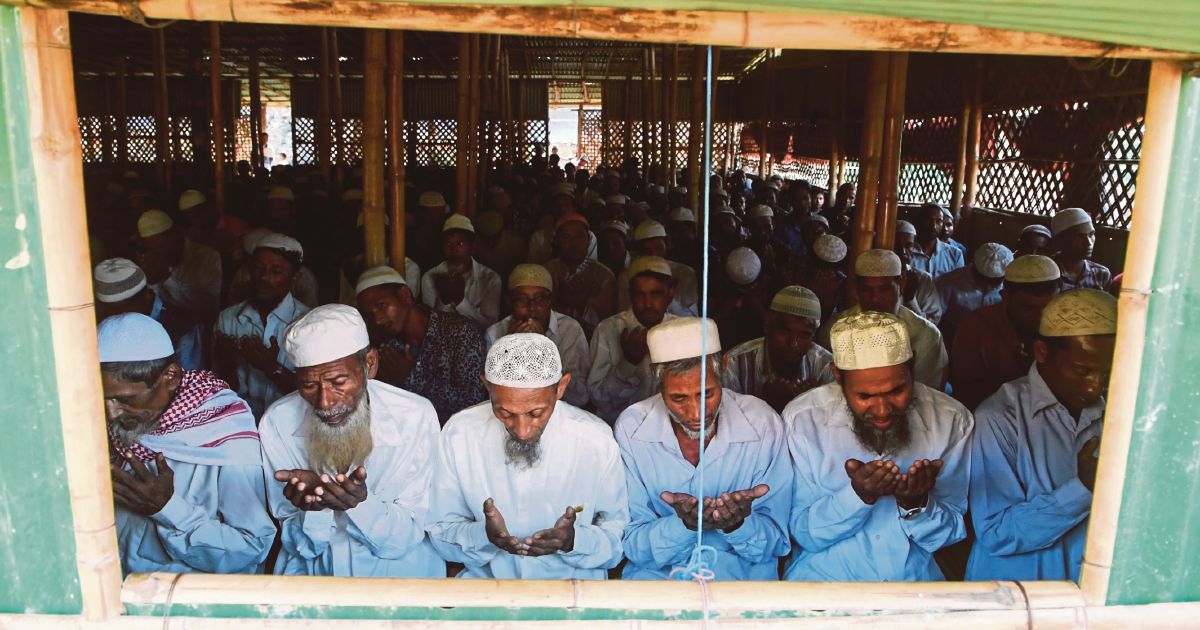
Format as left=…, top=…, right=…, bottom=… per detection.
left=178, top=189, right=207, bottom=211
left=484, top=333, right=563, bottom=389
left=1005, top=255, right=1061, bottom=284
left=803, top=214, right=830, bottom=228
left=284, top=304, right=371, bottom=368
left=770, top=285, right=822, bottom=324
left=668, top=207, right=696, bottom=224
left=342, top=188, right=364, bottom=202
left=814, top=234, right=848, bottom=263
left=973, top=243, right=1014, bottom=279
left=93, top=258, right=147, bottom=303
left=419, top=191, right=447, bottom=207
left=633, top=220, right=668, bottom=242
left=443, top=213, right=475, bottom=233
left=647, top=317, right=721, bottom=364
left=1051, top=207, right=1092, bottom=236
left=267, top=186, right=295, bottom=202
left=855, top=249, right=902, bottom=278
left=606, top=193, right=629, bottom=205
left=241, top=227, right=272, bottom=256
left=628, top=255, right=673, bottom=279
left=97, top=313, right=174, bottom=363
left=896, top=220, right=917, bottom=236
left=1022, top=224, right=1052, bottom=238
left=725, top=247, right=762, bottom=286
left=830, top=311, right=913, bottom=371
left=254, top=233, right=304, bottom=262
left=508, top=264, right=553, bottom=291
left=599, top=220, right=630, bottom=239
left=748, top=204, right=774, bottom=219
left=1039, top=288, right=1118, bottom=337
left=355, top=265, right=407, bottom=295
left=137, top=210, right=174, bottom=238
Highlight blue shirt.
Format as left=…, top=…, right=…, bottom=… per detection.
left=782, top=382, right=973, bottom=581
left=935, top=267, right=1003, bottom=342
left=215, top=293, right=309, bottom=419
left=912, top=239, right=965, bottom=280
left=774, top=220, right=807, bottom=258
left=966, top=364, right=1103, bottom=582
left=615, top=391, right=793, bottom=580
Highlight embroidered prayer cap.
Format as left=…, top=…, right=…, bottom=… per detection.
left=241, top=227, right=272, bottom=255
left=830, top=311, right=912, bottom=371
left=647, top=317, right=722, bottom=364
left=484, top=333, right=563, bottom=389
left=443, top=213, right=475, bottom=233
left=628, top=255, right=673, bottom=279
left=355, top=265, right=406, bottom=295
left=1051, top=207, right=1093, bottom=237
left=606, top=193, right=629, bottom=205
left=725, top=247, right=762, bottom=286
left=598, top=220, right=630, bottom=239
left=284, top=304, right=371, bottom=368
left=555, top=212, right=589, bottom=232
left=770, top=285, right=822, bottom=324
left=973, top=243, right=1014, bottom=279
left=748, top=204, right=774, bottom=219
left=267, top=186, right=295, bottom=202
left=508, top=264, right=553, bottom=291
left=896, top=220, right=917, bottom=236
left=1038, top=288, right=1118, bottom=337
left=855, top=249, right=902, bottom=278
left=98, top=312, right=174, bottom=363
left=1022, top=224, right=1052, bottom=238
left=814, top=234, right=848, bottom=263
left=255, top=233, right=304, bottom=262
left=419, top=191, right=447, bottom=207
left=633, top=220, right=668, bottom=242
left=342, top=188, right=364, bottom=202
left=178, top=189, right=207, bottom=211
left=137, top=210, right=174, bottom=238
left=668, top=207, right=696, bottom=224
left=1005, top=255, right=1061, bottom=284
left=93, top=258, right=147, bottom=303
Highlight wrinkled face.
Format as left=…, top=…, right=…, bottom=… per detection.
left=598, top=230, right=628, bottom=265
left=917, top=207, right=943, bottom=242
left=250, top=248, right=298, bottom=303
left=894, top=233, right=916, bottom=267
left=660, top=364, right=722, bottom=436
left=1056, top=223, right=1096, bottom=260
left=555, top=221, right=590, bottom=264
left=856, top=276, right=901, bottom=314
left=442, top=230, right=474, bottom=265
left=488, top=379, right=569, bottom=444
left=1017, top=232, right=1051, bottom=256
left=765, top=313, right=817, bottom=367
left=355, top=284, right=412, bottom=339
left=1034, top=334, right=1116, bottom=413
left=1005, top=286, right=1059, bottom=338
left=509, top=285, right=552, bottom=328
left=101, top=365, right=181, bottom=433
left=296, top=352, right=377, bottom=426
left=635, top=237, right=670, bottom=259
left=629, top=275, right=673, bottom=327
left=837, top=363, right=913, bottom=435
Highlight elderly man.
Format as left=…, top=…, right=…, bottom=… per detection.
left=421, top=213, right=502, bottom=329
left=967, top=289, right=1116, bottom=582
left=723, top=286, right=836, bottom=413
left=617, top=220, right=699, bottom=317
left=785, top=311, right=972, bottom=581
left=429, top=334, right=627, bottom=578
left=1016, top=224, right=1052, bottom=257
left=135, top=209, right=223, bottom=323
left=99, top=313, right=273, bottom=574
left=950, top=255, right=1062, bottom=410
left=935, top=242, right=1014, bottom=348
left=544, top=213, right=617, bottom=336
left=911, top=203, right=965, bottom=279
left=818, top=249, right=949, bottom=390
left=356, top=265, right=487, bottom=424
left=213, top=233, right=310, bottom=418
left=259, top=304, right=444, bottom=577
left=617, top=317, right=792, bottom=580
left=94, top=257, right=204, bottom=370
left=894, top=220, right=943, bottom=324
left=486, top=264, right=591, bottom=408
left=589, top=256, right=679, bottom=423
left=1050, top=208, right=1112, bottom=292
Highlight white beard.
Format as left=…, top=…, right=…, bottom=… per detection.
left=305, top=396, right=374, bottom=476
left=503, top=432, right=542, bottom=470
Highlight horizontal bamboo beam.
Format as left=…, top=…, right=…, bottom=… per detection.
left=9, top=0, right=1191, bottom=59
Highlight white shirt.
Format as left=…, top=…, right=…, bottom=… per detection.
left=783, top=382, right=973, bottom=581
left=486, top=311, right=591, bottom=407
left=818, top=305, right=948, bottom=390
left=905, top=268, right=943, bottom=325
left=259, top=380, right=445, bottom=577
left=155, top=238, right=222, bottom=321
left=587, top=309, right=678, bottom=423
left=428, top=401, right=628, bottom=579
left=722, top=338, right=835, bottom=398
left=616, top=261, right=699, bottom=317
left=421, top=258, right=502, bottom=329
left=214, top=294, right=309, bottom=419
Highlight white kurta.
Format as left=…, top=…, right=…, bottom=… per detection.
left=259, top=380, right=445, bottom=577
left=587, top=309, right=678, bottom=423
left=721, top=338, right=836, bottom=398
left=421, top=258, right=502, bottom=328
left=485, top=310, right=591, bottom=407
left=818, top=305, right=948, bottom=390
left=616, top=260, right=699, bottom=317
left=428, top=401, right=628, bottom=579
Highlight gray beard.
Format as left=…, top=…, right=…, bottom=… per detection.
left=667, top=406, right=718, bottom=441
left=503, top=433, right=543, bottom=471
left=306, top=395, right=374, bottom=476
left=846, top=401, right=913, bottom=456
left=111, top=420, right=156, bottom=449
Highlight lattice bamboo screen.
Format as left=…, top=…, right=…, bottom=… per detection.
left=579, top=109, right=603, bottom=165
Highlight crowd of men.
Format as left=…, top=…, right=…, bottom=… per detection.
left=90, top=155, right=1118, bottom=582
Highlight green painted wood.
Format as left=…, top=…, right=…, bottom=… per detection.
left=1106, top=69, right=1200, bottom=605
left=0, top=5, right=83, bottom=615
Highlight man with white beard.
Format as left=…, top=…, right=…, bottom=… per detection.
left=428, top=333, right=628, bottom=579
left=784, top=311, right=972, bottom=581
left=258, top=304, right=444, bottom=577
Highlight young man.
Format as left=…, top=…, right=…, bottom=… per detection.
left=1050, top=208, right=1113, bottom=292
left=911, top=203, right=965, bottom=280
left=894, top=220, right=943, bottom=325
left=421, top=213, right=502, bottom=329
left=935, top=242, right=1014, bottom=349
left=616, top=220, right=699, bottom=317
left=544, top=213, right=617, bottom=336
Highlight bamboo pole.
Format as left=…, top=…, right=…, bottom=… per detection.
left=665, top=44, right=678, bottom=182
left=331, top=28, right=344, bottom=190
left=757, top=50, right=772, bottom=178
left=317, top=27, right=331, bottom=181
left=517, top=75, right=526, bottom=164
left=850, top=52, right=889, bottom=268
left=963, top=57, right=984, bottom=210
left=151, top=27, right=171, bottom=197
left=949, top=69, right=971, bottom=218
left=454, top=34, right=470, bottom=213
left=361, top=30, right=387, bottom=267
left=209, top=22, right=225, bottom=214
left=686, top=45, right=704, bottom=212
left=640, top=47, right=650, bottom=175
left=1080, top=59, right=1183, bottom=607
left=387, top=30, right=406, bottom=266
left=19, top=8, right=124, bottom=621
left=467, top=33, right=481, bottom=216
left=500, top=52, right=512, bottom=166
left=581, top=103, right=589, bottom=164
left=647, top=46, right=659, bottom=182
left=623, top=72, right=633, bottom=166
left=874, top=52, right=908, bottom=251
left=249, top=43, right=262, bottom=172
left=828, top=57, right=845, bottom=193
left=115, top=53, right=127, bottom=168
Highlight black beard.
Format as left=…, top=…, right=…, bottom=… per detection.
left=848, top=403, right=913, bottom=456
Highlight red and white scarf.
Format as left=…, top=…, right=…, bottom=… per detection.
left=108, top=370, right=233, bottom=462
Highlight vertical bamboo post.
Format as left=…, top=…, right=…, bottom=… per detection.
left=828, top=58, right=846, bottom=193
left=757, top=51, right=771, bottom=178
left=647, top=46, right=658, bottom=182
left=209, top=22, right=225, bottom=214
left=517, top=75, right=527, bottom=164
left=582, top=102, right=590, bottom=164
left=455, top=34, right=470, bottom=214
left=115, top=53, right=128, bottom=168
left=686, top=46, right=705, bottom=212
left=641, top=47, right=651, bottom=175
left=249, top=42, right=262, bottom=172
left=331, top=28, right=344, bottom=190
left=949, top=63, right=971, bottom=217
left=20, top=8, right=124, bottom=620
left=467, top=33, right=481, bottom=216
left=317, top=27, right=332, bottom=181
left=665, top=45, right=679, bottom=183
left=387, top=30, right=406, bottom=266
left=963, top=57, right=984, bottom=210
left=152, top=27, right=171, bottom=197
left=850, top=52, right=889, bottom=267
left=623, top=72, right=633, bottom=166
left=500, top=52, right=512, bottom=167
left=875, top=52, right=908, bottom=251
left=362, top=30, right=387, bottom=267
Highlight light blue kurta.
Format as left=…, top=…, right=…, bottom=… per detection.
left=966, top=364, right=1103, bottom=582
left=912, top=239, right=965, bottom=280
left=259, top=380, right=445, bottom=577
left=782, top=382, right=973, bottom=582
left=428, top=401, right=628, bottom=579
left=214, top=293, right=309, bottom=418
left=615, top=391, right=792, bottom=581
left=934, top=266, right=1003, bottom=336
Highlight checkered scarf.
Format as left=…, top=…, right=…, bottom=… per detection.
left=109, top=370, right=231, bottom=462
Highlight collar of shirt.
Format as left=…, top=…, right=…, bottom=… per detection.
left=630, top=393, right=762, bottom=461
left=1026, top=363, right=1105, bottom=431
left=547, top=310, right=565, bottom=340
left=235, top=293, right=303, bottom=330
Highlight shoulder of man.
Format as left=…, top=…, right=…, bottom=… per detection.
left=440, top=400, right=494, bottom=442
left=912, top=382, right=974, bottom=435
left=612, top=396, right=658, bottom=445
